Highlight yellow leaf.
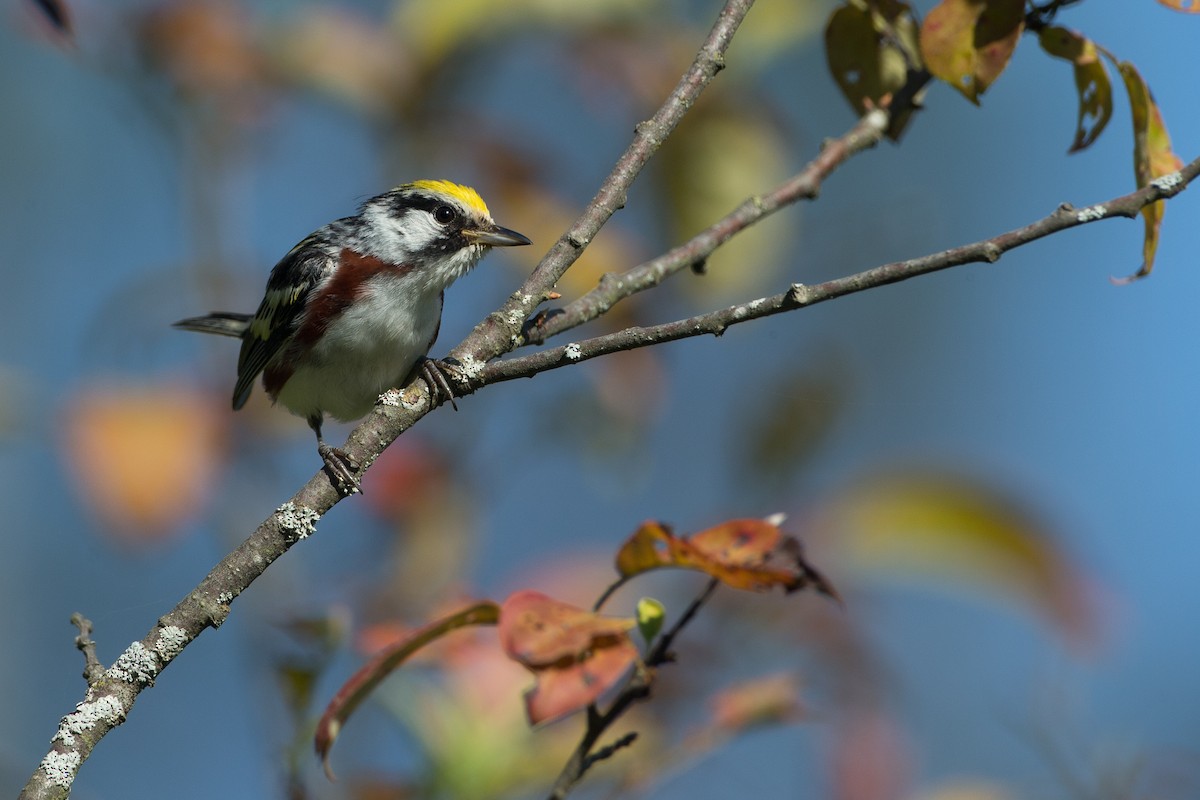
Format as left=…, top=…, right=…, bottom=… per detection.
left=1103, top=57, right=1184, bottom=282
left=919, top=0, right=1024, bottom=103
left=1037, top=27, right=1113, bottom=153
left=820, top=472, right=1097, bottom=647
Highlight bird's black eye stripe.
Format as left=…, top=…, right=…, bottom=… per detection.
left=434, top=205, right=457, bottom=225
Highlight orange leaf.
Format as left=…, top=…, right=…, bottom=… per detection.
left=498, top=591, right=639, bottom=725
left=919, top=0, right=1024, bottom=103
left=615, top=519, right=838, bottom=598
left=824, top=0, right=923, bottom=138
left=1101, top=56, right=1185, bottom=283
left=1155, top=0, right=1200, bottom=11
left=1037, top=27, right=1113, bottom=153
left=63, top=382, right=225, bottom=544
left=315, top=601, right=500, bottom=780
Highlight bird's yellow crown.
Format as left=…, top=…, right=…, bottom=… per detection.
left=404, top=179, right=491, bottom=218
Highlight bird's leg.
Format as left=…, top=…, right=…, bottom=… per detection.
left=418, top=357, right=460, bottom=411
left=309, top=415, right=361, bottom=495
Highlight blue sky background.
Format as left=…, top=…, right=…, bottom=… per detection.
left=2, top=1, right=1199, bottom=798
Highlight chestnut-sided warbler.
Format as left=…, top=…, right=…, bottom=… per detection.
left=175, top=179, right=530, bottom=493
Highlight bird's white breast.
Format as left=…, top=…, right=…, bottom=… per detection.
left=274, top=269, right=443, bottom=422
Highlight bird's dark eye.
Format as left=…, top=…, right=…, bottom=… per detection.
left=433, top=205, right=457, bottom=225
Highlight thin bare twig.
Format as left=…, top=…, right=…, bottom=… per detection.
left=69, top=613, right=105, bottom=687
left=479, top=155, right=1200, bottom=386
left=547, top=578, right=722, bottom=800
left=523, top=109, right=891, bottom=345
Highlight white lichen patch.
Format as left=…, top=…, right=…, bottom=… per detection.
left=106, top=641, right=159, bottom=685
left=1076, top=205, right=1106, bottom=222
left=1152, top=171, right=1183, bottom=191
left=217, top=591, right=234, bottom=605
left=155, top=626, right=189, bottom=661
left=377, top=388, right=404, bottom=407
left=456, top=354, right=485, bottom=381
left=40, top=750, right=81, bottom=788
left=564, top=343, right=583, bottom=361
left=276, top=502, right=321, bottom=540
left=54, top=695, right=125, bottom=746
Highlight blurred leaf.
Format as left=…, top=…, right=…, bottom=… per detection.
left=830, top=710, right=913, bottom=800
left=732, top=0, right=825, bottom=62
left=267, top=8, right=411, bottom=115
left=381, top=633, right=580, bottom=798
left=1155, top=0, right=1200, bottom=10
left=63, top=381, right=226, bottom=544
left=393, top=0, right=653, bottom=71
left=709, top=672, right=805, bottom=732
left=615, top=519, right=838, bottom=597
left=636, top=597, right=665, bottom=644
left=1037, top=27, right=1113, bottom=153
left=819, top=471, right=1098, bottom=647
left=661, top=105, right=793, bottom=300
left=138, top=0, right=268, bottom=116
left=919, top=0, right=1024, bottom=103
left=739, top=366, right=846, bottom=486
left=825, top=0, right=923, bottom=138
left=1103, top=57, right=1184, bottom=283
left=315, top=601, right=500, bottom=780
left=498, top=590, right=638, bottom=725
left=918, top=781, right=1015, bottom=800
left=26, top=0, right=72, bottom=40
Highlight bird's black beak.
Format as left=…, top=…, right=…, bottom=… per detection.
left=466, top=224, right=531, bottom=247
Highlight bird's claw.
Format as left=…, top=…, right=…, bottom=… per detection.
left=318, top=443, right=362, bottom=495
left=420, top=357, right=461, bottom=411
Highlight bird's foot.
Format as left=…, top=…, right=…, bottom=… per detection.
left=318, top=442, right=362, bottom=495
left=419, top=357, right=462, bottom=411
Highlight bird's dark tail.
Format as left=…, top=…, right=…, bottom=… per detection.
left=173, top=312, right=252, bottom=338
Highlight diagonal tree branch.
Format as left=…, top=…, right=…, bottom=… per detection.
left=18, top=4, right=757, bottom=799
left=480, top=156, right=1200, bottom=385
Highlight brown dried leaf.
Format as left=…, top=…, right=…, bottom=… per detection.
left=1037, top=27, right=1113, bottom=153
left=919, top=0, right=1024, bottom=103
left=615, top=519, right=838, bottom=598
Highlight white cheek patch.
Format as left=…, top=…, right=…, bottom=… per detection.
left=358, top=204, right=448, bottom=264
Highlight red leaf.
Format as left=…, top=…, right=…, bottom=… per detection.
left=498, top=591, right=639, bottom=725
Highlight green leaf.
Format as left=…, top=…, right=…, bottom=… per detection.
left=636, top=597, right=665, bottom=644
